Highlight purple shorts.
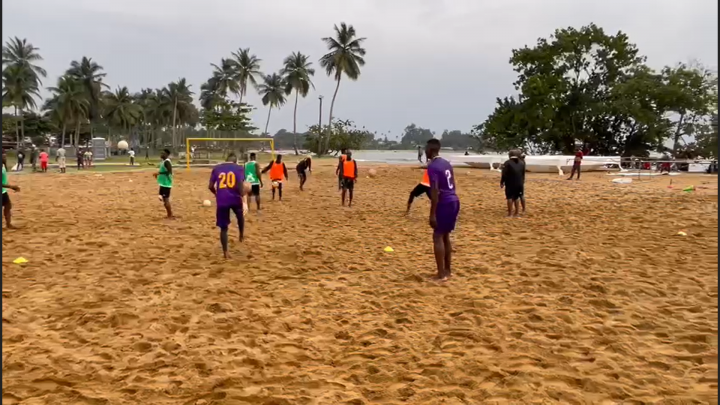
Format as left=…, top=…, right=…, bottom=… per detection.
left=434, top=200, right=460, bottom=234
left=216, top=204, right=242, bottom=228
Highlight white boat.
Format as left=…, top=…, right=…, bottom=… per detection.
left=448, top=154, right=621, bottom=174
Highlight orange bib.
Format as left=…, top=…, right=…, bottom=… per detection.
left=270, top=162, right=284, bottom=181
left=343, top=160, right=356, bottom=179
left=420, top=169, right=430, bottom=186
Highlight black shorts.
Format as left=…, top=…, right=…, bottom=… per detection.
left=342, top=177, right=355, bottom=190
left=410, top=184, right=430, bottom=199
left=2, top=192, right=10, bottom=206
left=159, top=186, right=172, bottom=199
left=250, top=184, right=260, bottom=196
left=505, top=187, right=524, bottom=201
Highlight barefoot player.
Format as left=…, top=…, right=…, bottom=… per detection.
left=500, top=150, right=525, bottom=217
left=406, top=169, right=430, bottom=214
left=296, top=156, right=312, bottom=191
left=2, top=152, right=20, bottom=228
left=426, top=139, right=460, bottom=281
left=209, top=153, right=245, bottom=258
left=262, top=154, right=288, bottom=201
left=336, top=149, right=348, bottom=190
left=153, top=149, right=174, bottom=219
left=244, top=152, right=263, bottom=210
left=338, top=151, right=358, bottom=207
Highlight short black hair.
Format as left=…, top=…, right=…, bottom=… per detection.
left=226, top=152, right=237, bottom=160
left=250, top=152, right=256, bottom=158
left=163, top=149, right=171, bottom=155
left=426, top=139, right=441, bottom=148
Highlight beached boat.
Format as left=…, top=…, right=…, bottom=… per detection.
left=448, top=154, right=621, bottom=174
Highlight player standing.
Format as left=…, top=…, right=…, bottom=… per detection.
left=262, top=155, right=288, bottom=201
left=2, top=152, right=20, bottom=228
left=209, top=153, right=246, bottom=258
left=338, top=151, right=358, bottom=207
left=153, top=149, right=174, bottom=219
left=244, top=152, right=263, bottom=211
left=426, top=139, right=460, bottom=282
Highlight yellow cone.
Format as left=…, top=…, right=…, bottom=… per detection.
left=12, top=257, right=28, bottom=264
left=383, top=246, right=394, bottom=252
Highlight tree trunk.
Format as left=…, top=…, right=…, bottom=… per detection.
left=673, top=113, right=685, bottom=154
left=239, top=89, right=244, bottom=107
left=19, top=108, right=25, bottom=147
left=14, top=106, right=20, bottom=149
left=61, top=123, right=66, bottom=148
left=293, top=89, right=299, bottom=155
left=75, top=120, right=81, bottom=147
left=172, top=97, right=178, bottom=151
left=264, top=106, right=272, bottom=136
left=325, top=76, right=342, bottom=153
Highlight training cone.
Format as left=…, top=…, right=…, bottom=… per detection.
left=383, top=246, right=394, bottom=252
left=682, top=185, right=695, bottom=192
left=677, top=231, right=687, bottom=236
left=12, top=257, right=28, bottom=264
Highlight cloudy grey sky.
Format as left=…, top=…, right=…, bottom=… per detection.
left=4, top=0, right=718, bottom=139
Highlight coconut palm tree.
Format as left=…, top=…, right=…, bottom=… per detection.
left=211, top=58, right=240, bottom=98
left=160, top=78, right=194, bottom=149
left=2, top=37, right=47, bottom=85
left=65, top=57, right=108, bottom=136
left=45, top=75, right=88, bottom=147
left=256, top=73, right=287, bottom=135
left=282, top=52, right=315, bottom=154
left=103, top=87, right=143, bottom=146
left=2, top=64, right=41, bottom=147
left=319, top=23, right=367, bottom=153
left=231, top=48, right=262, bottom=105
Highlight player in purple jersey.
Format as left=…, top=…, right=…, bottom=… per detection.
left=426, top=139, right=460, bottom=281
left=208, top=153, right=246, bottom=259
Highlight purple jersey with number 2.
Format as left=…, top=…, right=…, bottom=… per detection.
left=210, top=163, right=245, bottom=208
left=428, top=157, right=460, bottom=234
left=428, top=157, right=459, bottom=203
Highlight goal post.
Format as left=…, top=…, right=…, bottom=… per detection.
left=185, top=137, right=275, bottom=169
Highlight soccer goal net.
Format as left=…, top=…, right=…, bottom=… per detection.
left=184, top=137, right=275, bottom=169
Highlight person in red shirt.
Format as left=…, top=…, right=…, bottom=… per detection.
left=39, top=149, right=49, bottom=173
left=567, top=147, right=583, bottom=180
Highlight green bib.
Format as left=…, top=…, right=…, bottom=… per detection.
left=157, top=159, right=173, bottom=188
left=2, top=166, right=7, bottom=194
left=245, top=161, right=259, bottom=185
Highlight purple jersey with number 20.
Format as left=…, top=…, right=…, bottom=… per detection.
left=210, top=163, right=245, bottom=208
left=428, top=157, right=459, bottom=203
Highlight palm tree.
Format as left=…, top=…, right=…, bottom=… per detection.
left=211, top=58, right=240, bottom=98
left=282, top=52, right=315, bottom=154
left=45, top=75, right=88, bottom=147
left=103, top=87, right=143, bottom=145
left=2, top=64, right=41, bottom=147
left=256, top=73, right=287, bottom=135
left=319, top=23, right=367, bottom=153
left=2, top=37, right=47, bottom=84
left=231, top=48, right=262, bottom=105
left=160, top=78, right=194, bottom=149
left=65, top=57, right=108, bottom=136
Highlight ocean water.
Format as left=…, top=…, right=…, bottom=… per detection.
left=341, top=150, right=464, bottom=164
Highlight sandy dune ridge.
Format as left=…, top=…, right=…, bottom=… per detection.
left=2, top=163, right=718, bottom=404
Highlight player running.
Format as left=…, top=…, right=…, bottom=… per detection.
left=296, top=156, right=312, bottom=191
left=209, top=153, right=246, bottom=259
left=244, top=152, right=263, bottom=211
left=338, top=151, right=358, bottom=207
left=153, top=149, right=174, bottom=219
left=426, top=139, right=460, bottom=282
left=262, top=154, right=288, bottom=201
left=406, top=168, right=431, bottom=214
left=2, top=152, right=20, bottom=228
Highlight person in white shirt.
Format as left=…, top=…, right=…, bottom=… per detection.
left=128, top=149, right=136, bottom=166
left=57, top=148, right=67, bottom=173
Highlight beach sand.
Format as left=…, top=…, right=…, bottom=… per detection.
left=2, top=161, right=718, bottom=404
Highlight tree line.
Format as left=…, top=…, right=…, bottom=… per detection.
left=2, top=22, right=366, bottom=156
left=472, top=24, right=718, bottom=158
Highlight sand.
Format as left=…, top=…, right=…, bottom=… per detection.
left=2, top=161, right=718, bottom=404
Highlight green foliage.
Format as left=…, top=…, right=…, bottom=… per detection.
left=200, top=99, right=255, bottom=132
left=400, top=123, right=435, bottom=146
left=304, top=119, right=371, bottom=154
left=478, top=24, right=718, bottom=157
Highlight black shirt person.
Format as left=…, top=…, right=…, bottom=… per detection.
left=500, top=149, right=526, bottom=217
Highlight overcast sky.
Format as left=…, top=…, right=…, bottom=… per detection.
left=4, top=0, right=718, bottom=139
